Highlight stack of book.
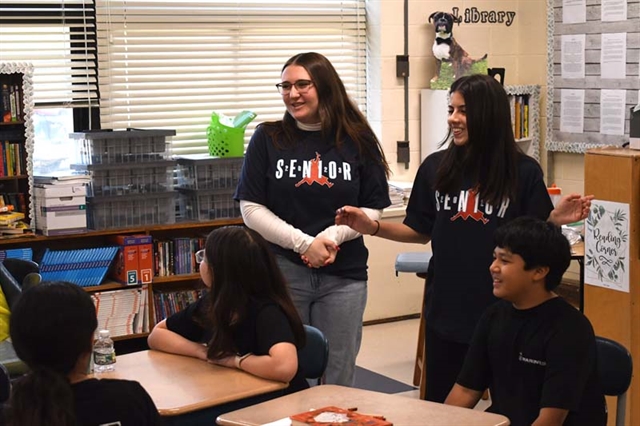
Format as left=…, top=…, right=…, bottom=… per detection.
left=91, top=286, right=149, bottom=337
left=34, top=174, right=90, bottom=236
left=0, top=209, right=27, bottom=236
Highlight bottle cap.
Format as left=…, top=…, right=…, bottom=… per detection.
left=547, top=184, right=562, bottom=195
left=98, top=329, right=110, bottom=338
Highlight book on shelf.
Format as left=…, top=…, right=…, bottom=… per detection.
left=0, top=211, right=24, bottom=226
left=91, top=285, right=149, bottom=337
left=1, top=84, right=20, bottom=123
left=0, top=247, right=32, bottom=262
left=40, top=246, right=119, bottom=287
left=514, top=96, right=522, bottom=140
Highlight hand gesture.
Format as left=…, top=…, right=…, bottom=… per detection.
left=300, top=237, right=339, bottom=268
left=549, top=194, right=594, bottom=226
left=335, top=206, right=378, bottom=235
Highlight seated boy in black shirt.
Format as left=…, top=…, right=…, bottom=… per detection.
left=445, top=216, right=606, bottom=426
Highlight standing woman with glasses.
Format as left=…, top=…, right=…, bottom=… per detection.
left=147, top=226, right=308, bottom=394
left=234, top=52, right=390, bottom=386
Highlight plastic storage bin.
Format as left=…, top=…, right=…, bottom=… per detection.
left=70, top=129, right=176, bottom=165
left=176, top=154, right=244, bottom=191
left=178, top=189, right=240, bottom=222
left=87, top=193, right=177, bottom=230
left=73, top=161, right=176, bottom=197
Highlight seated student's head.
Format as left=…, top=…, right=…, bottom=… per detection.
left=8, top=281, right=97, bottom=426
left=491, top=217, right=571, bottom=304
left=199, top=226, right=305, bottom=357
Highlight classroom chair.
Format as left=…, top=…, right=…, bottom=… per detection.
left=0, top=258, right=41, bottom=310
left=298, top=325, right=329, bottom=383
left=595, top=336, right=633, bottom=426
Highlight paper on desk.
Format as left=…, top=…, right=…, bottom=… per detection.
left=260, top=418, right=291, bottom=426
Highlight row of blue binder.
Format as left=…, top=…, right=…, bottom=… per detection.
left=40, top=247, right=119, bottom=287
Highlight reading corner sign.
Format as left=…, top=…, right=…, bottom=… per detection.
left=451, top=7, right=516, bottom=27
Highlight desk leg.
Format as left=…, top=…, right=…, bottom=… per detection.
left=579, top=259, right=584, bottom=313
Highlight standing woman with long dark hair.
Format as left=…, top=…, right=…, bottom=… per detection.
left=335, top=74, right=592, bottom=402
left=234, top=52, right=391, bottom=386
left=7, top=281, right=161, bottom=426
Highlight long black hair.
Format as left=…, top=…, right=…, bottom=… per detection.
left=7, top=281, right=98, bottom=426
left=262, top=51, right=389, bottom=177
left=435, top=74, right=522, bottom=206
left=198, top=226, right=305, bottom=359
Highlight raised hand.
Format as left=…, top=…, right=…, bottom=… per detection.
left=549, top=194, right=594, bottom=226
left=335, top=205, right=378, bottom=235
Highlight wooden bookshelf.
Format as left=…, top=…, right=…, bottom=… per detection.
left=0, top=218, right=243, bottom=341
left=0, top=64, right=33, bottom=229
left=506, top=85, right=541, bottom=161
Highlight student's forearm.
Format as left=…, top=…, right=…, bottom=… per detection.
left=444, top=384, right=483, bottom=409
left=238, top=354, right=297, bottom=383
left=147, top=327, right=207, bottom=360
left=376, top=221, right=431, bottom=244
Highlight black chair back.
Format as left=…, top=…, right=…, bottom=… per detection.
left=298, top=325, right=329, bottom=380
left=0, top=362, right=10, bottom=403
left=595, top=336, right=633, bottom=426
left=0, top=259, right=40, bottom=310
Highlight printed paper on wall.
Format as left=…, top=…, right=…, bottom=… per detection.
left=584, top=200, right=630, bottom=293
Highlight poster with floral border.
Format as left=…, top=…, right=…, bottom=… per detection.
left=584, top=200, right=629, bottom=293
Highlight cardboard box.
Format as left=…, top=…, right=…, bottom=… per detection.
left=34, top=184, right=87, bottom=199
left=109, top=235, right=153, bottom=285
left=34, top=186, right=88, bottom=235
left=35, top=204, right=87, bottom=236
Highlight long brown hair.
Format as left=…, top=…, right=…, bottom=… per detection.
left=199, top=226, right=305, bottom=359
left=263, top=52, right=389, bottom=177
left=435, top=74, right=522, bottom=206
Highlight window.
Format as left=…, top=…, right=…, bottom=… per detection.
left=0, top=0, right=98, bottom=175
left=96, top=1, right=367, bottom=155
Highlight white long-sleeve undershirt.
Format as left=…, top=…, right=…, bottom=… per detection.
left=239, top=200, right=382, bottom=254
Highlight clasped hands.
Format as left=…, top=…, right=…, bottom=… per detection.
left=300, top=237, right=340, bottom=269
left=300, top=206, right=377, bottom=269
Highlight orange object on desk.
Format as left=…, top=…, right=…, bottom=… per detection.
left=290, top=406, right=392, bottom=426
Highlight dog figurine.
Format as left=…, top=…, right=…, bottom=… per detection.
left=429, top=11, right=488, bottom=82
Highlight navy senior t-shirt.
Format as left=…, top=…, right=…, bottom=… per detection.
left=234, top=124, right=390, bottom=281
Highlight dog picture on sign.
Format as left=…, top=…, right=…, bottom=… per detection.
left=429, top=11, right=488, bottom=89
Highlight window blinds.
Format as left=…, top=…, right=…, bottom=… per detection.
left=0, top=0, right=98, bottom=107
left=96, top=0, right=366, bottom=155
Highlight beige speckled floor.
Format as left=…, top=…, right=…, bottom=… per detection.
left=357, top=319, right=491, bottom=410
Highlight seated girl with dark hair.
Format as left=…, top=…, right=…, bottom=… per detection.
left=6, top=281, right=162, bottom=426
left=148, top=226, right=308, bottom=393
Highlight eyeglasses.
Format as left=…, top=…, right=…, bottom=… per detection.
left=195, top=249, right=206, bottom=264
left=275, top=79, right=314, bottom=95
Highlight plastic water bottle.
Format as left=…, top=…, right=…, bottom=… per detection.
left=93, top=329, right=116, bottom=373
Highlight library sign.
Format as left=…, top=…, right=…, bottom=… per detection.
left=450, top=7, right=516, bottom=27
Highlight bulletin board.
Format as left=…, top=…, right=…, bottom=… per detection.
left=546, top=0, right=640, bottom=153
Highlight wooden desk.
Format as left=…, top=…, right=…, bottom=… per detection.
left=216, top=385, right=510, bottom=426
left=97, top=350, right=287, bottom=416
